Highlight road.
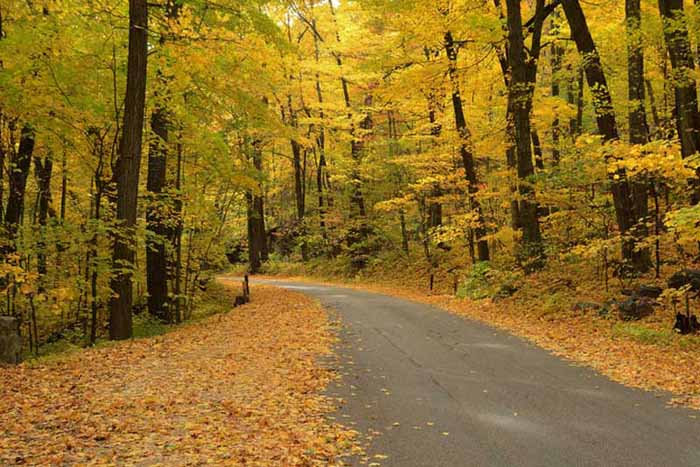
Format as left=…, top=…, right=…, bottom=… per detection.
left=255, top=279, right=700, bottom=467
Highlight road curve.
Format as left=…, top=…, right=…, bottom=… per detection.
left=252, top=279, right=700, bottom=467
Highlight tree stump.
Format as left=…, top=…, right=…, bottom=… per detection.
left=0, top=317, right=22, bottom=364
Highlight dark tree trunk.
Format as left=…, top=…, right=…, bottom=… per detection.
left=33, top=155, right=53, bottom=276
left=444, top=31, right=489, bottom=262
left=532, top=129, right=544, bottom=170
left=145, top=0, right=180, bottom=323
left=253, top=144, right=268, bottom=262
left=312, top=18, right=327, bottom=235
left=349, top=95, right=371, bottom=219
left=658, top=0, right=700, bottom=204
left=173, top=140, right=183, bottom=323
left=427, top=96, right=443, bottom=228
left=400, top=209, right=409, bottom=254
left=88, top=128, right=107, bottom=346
left=59, top=150, right=67, bottom=222
left=247, top=138, right=267, bottom=274
left=0, top=136, right=4, bottom=224
left=505, top=0, right=544, bottom=269
left=246, top=192, right=261, bottom=273
left=626, top=0, right=652, bottom=272
left=4, top=124, right=34, bottom=252
left=292, top=139, right=305, bottom=221
left=562, top=0, right=638, bottom=267
left=146, top=105, right=170, bottom=322
left=551, top=16, right=563, bottom=164
left=109, top=0, right=148, bottom=341
left=90, top=175, right=104, bottom=346
left=347, top=95, right=372, bottom=269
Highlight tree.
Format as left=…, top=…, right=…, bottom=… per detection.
left=626, top=0, right=651, bottom=272
left=4, top=125, right=34, bottom=252
left=562, top=0, right=639, bottom=270
left=146, top=0, right=181, bottom=323
left=444, top=31, right=489, bottom=262
left=109, top=0, right=149, bottom=341
left=505, top=0, right=544, bottom=269
left=658, top=0, right=700, bottom=205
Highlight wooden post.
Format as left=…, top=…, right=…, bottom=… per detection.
left=235, top=275, right=251, bottom=308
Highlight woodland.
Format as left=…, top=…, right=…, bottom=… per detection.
left=1, top=0, right=700, bottom=361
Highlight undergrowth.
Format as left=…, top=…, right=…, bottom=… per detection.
left=29, top=280, right=238, bottom=361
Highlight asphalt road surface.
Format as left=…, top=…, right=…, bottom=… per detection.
left=255, top=279, right=700, bottom=467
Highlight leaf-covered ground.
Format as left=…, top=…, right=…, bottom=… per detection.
left=0, top=285, right=358, bottom=466
left=258, top=274, right=700, bottom=411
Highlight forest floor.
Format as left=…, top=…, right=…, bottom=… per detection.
left=0, top=285, right=359, bottom=466
left=253, top=270, right=700, bottom=411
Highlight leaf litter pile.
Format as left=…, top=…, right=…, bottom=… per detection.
left=0, top=285, right=359, bottom=465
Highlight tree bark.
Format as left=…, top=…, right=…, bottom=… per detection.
left=33, top=155, right=53, bottom=276
left=312, top=18, right=328, bottom=235
left=247, top=138, right=267, bottom=273
left=551, top=15, right=564, bottom=164
left=4, top=124, right=34, bottom=252
left=109, top=0, right=148, bottom=340
left=505, top=0, right=544, bottom=269
left=626, top=0, right=652, bottom=272
left=427, top=94, right=443, bottom=228
left=145, top=1, right=180, bottom=323
left=444, top=31, right=490, bottom=262
left=562, top=0, right=638, bottom=267
left=532, top=129, right=544, bottom=170
left=146, top=105, right=170, bottom=322
left=658, top=0, right=700, bottom=204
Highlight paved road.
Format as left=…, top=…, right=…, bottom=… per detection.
left=256, top=279, right=700, bottom=467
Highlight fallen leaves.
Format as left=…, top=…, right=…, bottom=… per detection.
left=0, top=285, right=359, bottom=465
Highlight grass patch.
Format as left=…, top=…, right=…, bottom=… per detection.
left=612, top=323, right=673, bottom=346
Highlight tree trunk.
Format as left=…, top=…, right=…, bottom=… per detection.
left=562, top=0, right=638, bottom=268
left=292, top=138, right=305, bottom=222
left=4, top=124, right=34, bottom=252
left=146, top=104, right=170, bottom=322
left=246, top=138, right=267, bottom=273
left=312, top=18, right=327, bottom=235
left=109, top=0, right=148, bottom=341
left=505, top=0, right=544, bottom=269
left=444, top=31, right=489, bottom=262
left=551, top=15, right=563, bottom=164
left=0, top=135, right=5, bottom=224
left=145, top=1, right=180, bottom=323
left=658, top=0, right=700, bottom=204
left=246, top=192, right=260, bottom=273
left=400, top=209, right=409, bottom=254
left=532, top=129, right=544, bottom=170
left=427, top=95, right=443, bottom=228
left=626, top=0, right=652, bottom=273
left=173, top=140, right=183, bottom=323
left=33, top=155, right=53, bottom=276
left=328, top=0, right=370, bottom=266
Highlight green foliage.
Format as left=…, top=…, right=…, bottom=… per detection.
left=612, top=323, right=673, bottom=347
left=457, top=262, right=494, bottom=300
